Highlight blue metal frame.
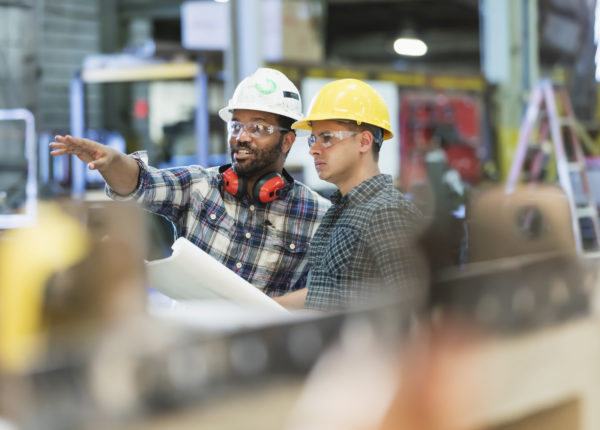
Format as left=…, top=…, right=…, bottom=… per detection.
left=195, top=59, right=209, bottom=167
left=69, top=72, right=86, bottom=196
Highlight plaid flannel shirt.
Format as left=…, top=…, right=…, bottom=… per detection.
left=305, top=174, right=427, bottom=311
left=107, top=152, right=330, bottom=296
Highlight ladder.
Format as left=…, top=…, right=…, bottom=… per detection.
left=505, top=79, right=600, bottom=256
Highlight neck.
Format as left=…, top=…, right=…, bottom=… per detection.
left=338, top=163, right=380, bottom=196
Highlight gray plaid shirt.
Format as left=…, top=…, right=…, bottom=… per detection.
left=305, top=174, right=426, bottom=311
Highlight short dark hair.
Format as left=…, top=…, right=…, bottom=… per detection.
left=277, top=115, right=295, bottom=134
left=277, top=116, right=296, bottom=160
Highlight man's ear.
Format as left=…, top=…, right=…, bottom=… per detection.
left=358, top=130, right=373, bottom=154
left=282, top=131, right=296, bottom=154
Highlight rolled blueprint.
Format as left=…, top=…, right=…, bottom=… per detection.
left=146, top=238, right=287, bottom=313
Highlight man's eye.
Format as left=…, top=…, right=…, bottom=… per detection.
left=321, top=133, right=334, bottom=142
left=254, top=124, right=269, bottom=133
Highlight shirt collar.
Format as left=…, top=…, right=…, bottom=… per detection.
left=331, top=174, right=393, bottom=207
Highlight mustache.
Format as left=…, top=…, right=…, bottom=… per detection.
left=230, top=142, right=255, bottom=153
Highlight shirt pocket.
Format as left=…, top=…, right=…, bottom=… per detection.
left=261, top=234, right=309, bottom=275
left=194, top=205, right=236, bottom=249
left=323, top=226, right=360, bottom=273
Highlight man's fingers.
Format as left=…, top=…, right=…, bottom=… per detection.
left=49, top=140, right=67, bottom=156
left=49, top=135, right=107, bottom=166
left=49, top=140, right=75, bottom=156
left=49, top=135, right=97, bottom=163
left=54, top=135, right=84, bottom=147
left=53, top=135, right=71, bottom=143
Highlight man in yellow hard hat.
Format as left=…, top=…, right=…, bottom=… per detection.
left=50, top=68, right=330, bottom=298
left=275, top=79, right=427, bottom=311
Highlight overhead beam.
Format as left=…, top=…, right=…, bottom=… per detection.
left=118, top=1, right=184, bottom=19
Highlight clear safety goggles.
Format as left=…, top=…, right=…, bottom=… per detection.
left=307, top=130, right=359, bottom=148
left=228, top=121, right=290, bottom=139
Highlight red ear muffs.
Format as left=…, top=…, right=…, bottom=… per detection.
left=221, top=165, right=288, bottom=203
left=253, top=172, right=286, bottom=203
left=222, top=167, right=247, bottom=199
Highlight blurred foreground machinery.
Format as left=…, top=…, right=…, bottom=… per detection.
left=428, top=80, right=600, bottom=334
left=0, top=200, right=392, bottom=430
left=0, top=187, right=598, bottom=429
left=430, top=184, right=599, bottom=334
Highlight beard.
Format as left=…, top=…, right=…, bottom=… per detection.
left=230, top=135, right=284, bottom=178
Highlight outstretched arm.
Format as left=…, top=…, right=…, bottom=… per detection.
left=50, top=135, right=140, bottom=195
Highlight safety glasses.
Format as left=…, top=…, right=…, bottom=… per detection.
left=307, top=130, right=359, bottom=148
left=228, top=121, right=289, bottom=138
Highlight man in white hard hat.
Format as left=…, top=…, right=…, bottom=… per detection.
left=51, top=68, right=330, bottom=297
left=275, top=79, right=427, bottom=312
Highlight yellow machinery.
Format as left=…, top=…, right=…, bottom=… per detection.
left=0, top=203, right=90, bottom=372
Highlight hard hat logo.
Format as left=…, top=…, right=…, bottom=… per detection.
left=219, top=68, right=303, bottom=122
left=255, top=79, right=277, bottom=95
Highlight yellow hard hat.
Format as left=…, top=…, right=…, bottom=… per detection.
left=292, top=79, right=394, bottom=140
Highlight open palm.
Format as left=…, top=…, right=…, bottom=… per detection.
left=50, top=135, right=111, bottom=169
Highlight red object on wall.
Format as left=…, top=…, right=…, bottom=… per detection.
left=399, top=91, right=483, bottom=190
left=444, top=144, right=481, bottom=184
left=134, top=99, right=149, bottom=119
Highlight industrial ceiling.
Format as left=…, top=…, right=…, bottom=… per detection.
left=125, top=0, right=594, bottom=75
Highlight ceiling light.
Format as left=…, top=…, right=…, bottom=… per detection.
left=393, top=37, right=428, bottom=57
left=214, top=0, right=228, bottom=3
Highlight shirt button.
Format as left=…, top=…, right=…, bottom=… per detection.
left=210, top=213, right=216, bottom=220
left=289, top=243, right=296, bottom=250
left=249, top=205, right=255, bottom=211
left=236, top=262, right=242, bottom=269
left=245, top=232, right=251, bottom=239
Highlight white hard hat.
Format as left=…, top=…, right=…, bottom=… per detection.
left=219, top=68, right=303, bottom=122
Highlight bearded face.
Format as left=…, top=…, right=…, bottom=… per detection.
left=228, top=110, right=289, bottom=179
left=230, top=133, right=285, bottom=178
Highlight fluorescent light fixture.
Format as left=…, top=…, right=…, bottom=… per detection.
left=393, top=37, right=428, bottom=57
left=215, top=0, right=228, bottom=2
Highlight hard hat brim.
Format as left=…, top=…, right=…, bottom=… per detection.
left=219, top=105, right=303, bottom=122
left=292, top=116, right=394, bottom=141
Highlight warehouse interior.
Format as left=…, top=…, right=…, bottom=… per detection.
left=2, top=0, right=600, bottom=429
